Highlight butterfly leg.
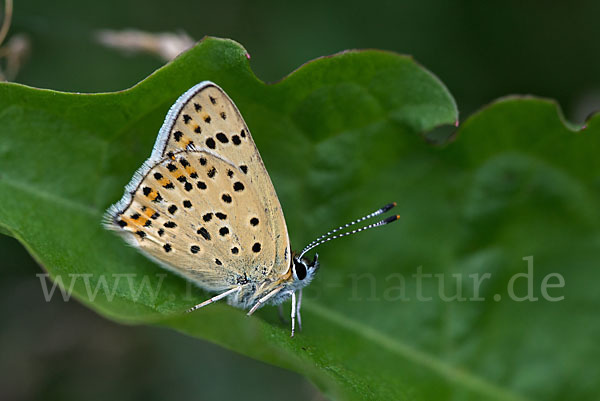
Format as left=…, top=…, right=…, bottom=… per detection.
left=296, top=289, right=303, bottom=332
left=187, top=286, right=241, bottom=313
left=290, top=291, right=297, bottom=337
left=247, top=287, right=283, bottom=316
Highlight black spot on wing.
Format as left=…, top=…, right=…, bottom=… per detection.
left=216, top=133, right=228, bottom=143
left=197, top=227, right=211, bottom=240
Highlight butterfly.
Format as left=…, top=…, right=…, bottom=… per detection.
left=104, top=81, right=399, bottom=336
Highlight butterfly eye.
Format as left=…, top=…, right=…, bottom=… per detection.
left=293, top=259, right=307, bottom=281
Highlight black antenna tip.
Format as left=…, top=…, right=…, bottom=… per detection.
left=383, top=214, right=400, bottom=224
left=381, top=202, right=397, bottom=213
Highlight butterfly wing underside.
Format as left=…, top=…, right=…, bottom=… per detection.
left=105, top=82, right=291, bottom=292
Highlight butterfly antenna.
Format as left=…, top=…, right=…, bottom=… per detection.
left=301, top=202, right=396, bottom=252
left=299, top=203, right=399, bottom=258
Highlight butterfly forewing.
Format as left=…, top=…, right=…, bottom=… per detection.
left=105, top=82, right=291, bottom=291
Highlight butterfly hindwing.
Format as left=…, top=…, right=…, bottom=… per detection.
left=105, top=82, right=291, bottom=290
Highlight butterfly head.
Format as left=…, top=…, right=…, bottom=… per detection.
left=290, top=253, right=320, bottom=287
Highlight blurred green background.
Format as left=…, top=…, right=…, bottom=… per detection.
left=1, top=1, right=599, bottom=400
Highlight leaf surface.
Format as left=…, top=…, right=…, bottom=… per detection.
left=1, top=37, right=597, bottom=401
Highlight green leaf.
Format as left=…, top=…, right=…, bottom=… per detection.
left=1, top=37, right=597, bottom=400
